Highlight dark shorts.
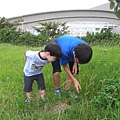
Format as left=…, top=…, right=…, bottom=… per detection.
left=24, top=73, right=46, bottom=92
left=51, top=58, right=79, bottom=74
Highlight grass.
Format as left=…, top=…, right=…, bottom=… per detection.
left=0, top=43, right=120, bottom=120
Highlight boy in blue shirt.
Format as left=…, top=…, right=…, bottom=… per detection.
left=52, top=35, right=93, bottom=99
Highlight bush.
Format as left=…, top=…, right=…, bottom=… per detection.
left=81, top=29, right=120, bottom=45
left=1, top=17, right=120, bottom=46
left=91, top=78, right=120, bottom=108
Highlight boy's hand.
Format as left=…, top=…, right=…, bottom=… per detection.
left=74, top=80, right=81, bottom=93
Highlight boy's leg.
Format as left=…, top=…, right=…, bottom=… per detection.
left=65, top=62, right=79, bottom=99
left=65, top=76, right=78, bottom=99
left=36, top=73, right=46, bottom=100
left=24, top=75, right=34, bottom=103
left=65, top=75, right=73, bottom=90
left=40, top=90, right=45, bottom=99
left=53, top=72, right=61, bottom=89
left=26, top=92, right=31, bottom=99
left=52, top=58, right=61, bottom=95
left=40, top=90, right=46, bottom=102
left=53, top=72, right=61, bottom=96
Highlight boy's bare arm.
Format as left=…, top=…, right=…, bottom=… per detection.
left=63, top=65, right=81, bottom=93
left=24, top=50, right=28, bottom=61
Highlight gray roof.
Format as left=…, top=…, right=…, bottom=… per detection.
left=90, top=3, right=113, bottom=12
left=90, top=3, right=120, bottom=34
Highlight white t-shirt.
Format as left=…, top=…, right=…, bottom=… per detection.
left=23, top=50, right=48, bottom=76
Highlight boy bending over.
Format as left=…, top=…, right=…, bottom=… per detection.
left=23, top=42, right=62, bottom=104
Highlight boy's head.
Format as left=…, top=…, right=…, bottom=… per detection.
left=74, top=44, right=93, bottom=64
left=44, top=42, right=62, bottom=58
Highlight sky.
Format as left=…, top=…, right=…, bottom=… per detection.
left=0, top=0, right=109, bottom=18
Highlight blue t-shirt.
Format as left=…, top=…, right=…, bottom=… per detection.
left=53, top=35, right=86, bottom=66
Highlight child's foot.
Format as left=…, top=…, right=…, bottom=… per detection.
left=66, top=90, right=78, bottom=100
left=54, top=88, right=61, bottom=96
left=25, top=98, right=30, bottom=104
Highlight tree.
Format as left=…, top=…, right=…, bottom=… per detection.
left=109, top=0, right=120, bottom=18
left=33, top=22, right=69, bottom=45
left=0, top=17, right=22, bottom=30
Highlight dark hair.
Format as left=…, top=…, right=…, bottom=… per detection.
left=44, top=42, right=62, bottom=58
left=74, top=44, right=93, bottom=64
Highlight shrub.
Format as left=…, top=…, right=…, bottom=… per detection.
left=91, top=78, right=120, bottom=108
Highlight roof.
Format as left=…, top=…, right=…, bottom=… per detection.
left=90, top=3, right=113, bottom=12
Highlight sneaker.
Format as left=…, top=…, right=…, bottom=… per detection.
left=66, top=90, right=78, bottom=99
left=25, top=98, right=30, bottom=104
left=54, top=88, right=61, bottom=96
left=41, top=98, right=47, bottom=102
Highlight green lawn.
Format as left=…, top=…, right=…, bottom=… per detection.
left=0, top=43, right=120, bottom=120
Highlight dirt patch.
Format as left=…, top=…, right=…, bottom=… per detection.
left=51, top=103, right=72, bottom=112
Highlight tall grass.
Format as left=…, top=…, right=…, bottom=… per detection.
left=0, top=43, right=120, bottom=120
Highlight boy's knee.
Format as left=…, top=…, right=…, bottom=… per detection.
left=53, top=72, right=60, bottom=77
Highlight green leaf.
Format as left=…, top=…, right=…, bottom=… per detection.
left=116, top=10, right=120, bottom=18
left=110, top=1, right=115, bottom=9
left=114, top=4, right=119, bottom=13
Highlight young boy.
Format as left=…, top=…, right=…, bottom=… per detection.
left=23, top=42, right=62, bottom=104
left=52, top=35, right=93, bottom=99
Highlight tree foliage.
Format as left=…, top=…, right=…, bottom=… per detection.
left=81, top=29, right=120, bottom=45
left=109, top=0, right=120, bottom=18
left=0, top=17, right=69, bottom=46
left=33, top=22, right=69, bottom=45
left=0, top=17, right=22, bottom=30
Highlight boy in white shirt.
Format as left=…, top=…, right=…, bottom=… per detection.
left=23, top=42, right=62, bottom=104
